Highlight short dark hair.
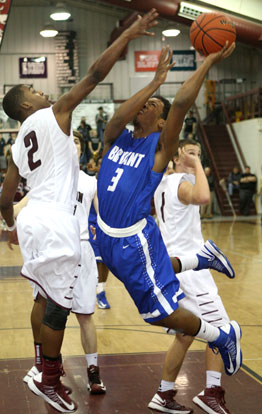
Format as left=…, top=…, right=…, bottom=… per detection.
left=153, top=95, right=171, bottom=120
left=2, top=85, right=25, bottom=122
left=73, top=130, right=85, bottom=153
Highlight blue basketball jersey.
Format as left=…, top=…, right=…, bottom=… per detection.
left=97, top=129, right=164, bottom=227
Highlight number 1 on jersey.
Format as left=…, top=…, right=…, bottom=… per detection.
left=107, top=168, right=124, bottom=192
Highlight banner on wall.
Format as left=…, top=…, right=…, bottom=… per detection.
left=19, top=57, right=48, bottom=78
left=0, top=0, right=12, bottom=50
left=171, top=50, right=196, bottom=71
left=135, top=51, right=161, bottom=72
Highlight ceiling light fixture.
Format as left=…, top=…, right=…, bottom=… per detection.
left=40, top=24, right=58, bottom=38
left=50, top=2, right=71, bottom=21
left=162, top=26, right=181, bottom=37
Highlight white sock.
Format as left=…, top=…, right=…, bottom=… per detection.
left=196, top=319, right=220, bottom=342
left=178, top=255, right=198, bottom=272
left=85, top=352, right=98, bottom=367
left=206, top=370, right=222, bottom=388
left=97, top=282, right=105, bottom=294
left=158, top=380, right=175, bottom=392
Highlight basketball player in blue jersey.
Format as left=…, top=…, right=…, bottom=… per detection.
left=0, top=9, right=160, bottom=413
left=96, top=42, right=242, bottom=412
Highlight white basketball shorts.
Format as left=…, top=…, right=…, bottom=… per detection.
left=177, top=268, right=229, bottom=327
left=71, top=240, right=98, bottom=314
left=17, top=203, right=81, bottom=310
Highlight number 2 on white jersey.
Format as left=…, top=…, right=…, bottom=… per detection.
left=107, top=168, right=124, bottom=192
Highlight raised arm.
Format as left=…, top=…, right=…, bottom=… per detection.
left=177, top=147, right=210, bottom=206
left=103, top=46, right=175, bottom=153
left=154, top=42, right=235, bottom=172
left=53, top=9, right=159, bottom=134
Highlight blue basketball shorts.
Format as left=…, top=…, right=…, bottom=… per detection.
left=96, top=215, right=185, bottom=323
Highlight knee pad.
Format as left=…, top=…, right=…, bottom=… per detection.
left=42, top=298, right=69, bottom=330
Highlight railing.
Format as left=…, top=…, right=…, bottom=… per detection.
left=221, top=102, right=247, bottom=170
left=224, top=87, right=262, bottom=123
left=193, top=103, right=225, bottom=212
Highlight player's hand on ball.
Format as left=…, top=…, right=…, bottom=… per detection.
left=207, top=41, right=235, bottom=64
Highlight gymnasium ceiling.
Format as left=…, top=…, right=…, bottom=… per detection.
left=11, top=0, right=262, bottom=48
left=12, top=0, right=262, bottom=23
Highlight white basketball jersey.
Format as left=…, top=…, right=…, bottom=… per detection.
left=154, top=173, right=203, bottom=256
left=76, top=171, right=97, bottom=240
left=12, top=106, right=79, bottom=210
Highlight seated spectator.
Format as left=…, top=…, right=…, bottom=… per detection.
left=228, top=166, right=241, bottom=196
left=183, top=110, right=197, bottom=139
left=239, top=166, right=257, bottom=216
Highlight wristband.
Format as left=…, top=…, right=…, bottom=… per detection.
left=6, top=220, right=17, bottom=231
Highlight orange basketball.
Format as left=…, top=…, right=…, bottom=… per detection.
left=190, top=12, right=236, bottom=56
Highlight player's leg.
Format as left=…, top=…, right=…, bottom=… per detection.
left=96, top=261, right=111, bottom=309
left=23, top=291, right=46, bottom=383
left=148, top=334, right=194, bottom=413
left=19, top=208, right=80, bottom=412
left=73, top=241, right=106, bottom=394
left=193, top=346, right=231, bottom=414
left=76, top=314, right=106, bottom=394
left=152, top=308, right=242, bottom=377
left=89, top=221, right=111, bottom=309
left=191, top=286, right=232, bottom=413
left=27, top=298, right=77, bottom=413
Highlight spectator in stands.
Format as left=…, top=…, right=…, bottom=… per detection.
left=239, top=166, right=257, bottom=216
left=4, top=133, right=17, bottom=165
left=0, top=134, right=7, bottom=171
left=228, top=166, right=241, bottom=196
left=95, top=106, right=108, bottom=147
left=77, top=117, right=92, bottom=164
left=88, top=129, right=102, bottom=162
left=200, top=166, right=214, bottom=218
left=183, top=109, right=197, bottom=139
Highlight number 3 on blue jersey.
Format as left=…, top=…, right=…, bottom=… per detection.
left=107, top=168, right=124, bottom=192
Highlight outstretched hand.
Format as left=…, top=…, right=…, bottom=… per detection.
left=125, top=8, right=159, bottom=40
left=207, top=41, right=235, bottom=64
left=154, top=46, right=176, bottom=85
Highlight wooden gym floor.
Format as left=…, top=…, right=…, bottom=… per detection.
left=0, top=217, right=262, bottom=413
